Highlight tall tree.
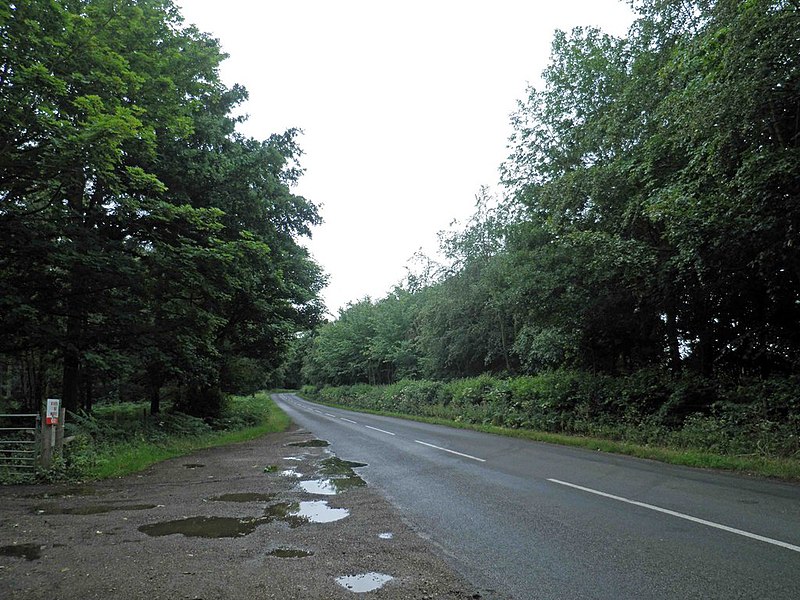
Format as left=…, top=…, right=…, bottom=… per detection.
left=1, top=0, right=324, bottom=415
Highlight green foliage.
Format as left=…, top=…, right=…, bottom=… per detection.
left=298, top=1, right=799, bottom=449
left=0, top=0, right=324, bottom=417
left=304, top=371, right=800, bottom=461
left=42, top=392, right=289, bottom=481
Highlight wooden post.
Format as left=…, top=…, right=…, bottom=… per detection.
left=55, top=408, right=65, bottom=456
left=41, top=422, right=52, bottom=469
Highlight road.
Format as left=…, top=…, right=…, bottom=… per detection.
left=272, top=393, right=800, bottom=599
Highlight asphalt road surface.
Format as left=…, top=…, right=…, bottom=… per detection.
left=272, top=393, right=800, bottom=600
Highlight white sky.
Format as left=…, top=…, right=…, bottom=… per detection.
left=177, top=0, right=634, bottom=316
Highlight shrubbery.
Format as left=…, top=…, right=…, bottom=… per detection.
left=302, top=372, right=800, bottom=459
left=39, top=394, right=280, bottom=481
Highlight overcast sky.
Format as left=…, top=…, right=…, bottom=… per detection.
left=177, top=0, right=634, bottom=316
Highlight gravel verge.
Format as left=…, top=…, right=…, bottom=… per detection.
left=0, top=426, right=482, bottom=599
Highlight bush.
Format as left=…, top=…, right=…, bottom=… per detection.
left=306, top=370, right=800, bottom=459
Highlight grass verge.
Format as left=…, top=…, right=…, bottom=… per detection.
left=302, top=396, right=800, bottom=481
left=76, top=393, right=291, bottom=480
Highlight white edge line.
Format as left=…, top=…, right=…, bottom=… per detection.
left=547, top=478, right=800, bottom=553
left=365, top=425, right=396, bottom=436
left=415, top=440, right=486, bottom=463
left=340, top=418, right=358, bottom=424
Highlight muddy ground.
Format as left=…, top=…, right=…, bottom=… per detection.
left=0, top=426, right=482, bottom=599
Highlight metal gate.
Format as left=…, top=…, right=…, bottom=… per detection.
left=0, top=413, right=40, bottom=476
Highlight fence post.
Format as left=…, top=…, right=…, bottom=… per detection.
left=55, top=407, right=65, bottom=455
left=41, top=422, right=52, bottom=469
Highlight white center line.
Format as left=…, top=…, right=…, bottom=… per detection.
left=324, top=413, right=337, bottom=417
left=548, top=478, right=800, bottom=553
left=340, top=418, right=358, bottom=424
left=365, top=425, right=396, bottom=436
left=415, top=440, right=486, bottom=462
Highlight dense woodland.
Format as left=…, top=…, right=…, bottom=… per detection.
left=0, top=0, right=325, bottom=417
left=2, top=0, right=799, bottom=445
left=296, top=0, right=800, bottom=446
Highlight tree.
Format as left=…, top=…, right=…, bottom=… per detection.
left=1, top=0, right=324, bottom=416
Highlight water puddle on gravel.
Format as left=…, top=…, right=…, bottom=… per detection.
left=267, top=548, right=314, bottom=558
left=320, top=457, right=367, bottom=475
left=263, top=502, right=307, bottom=528
left=298, top=456, right=367, bottom=495
left=298, top=479, right=337, bottom=495
left=208, top=493, right=275, bottom=503
left=378, top=532, right=393, bottom=540
left=265, top=500, right=349, bottom=525
left=295, top=500, right=349, bottom=523
left=298, top=476, right=365, bottom=495
left=280, top=469, right=301, bottom=478
left=138, top=496, right=351, bottom=538
left=139, top=516, right=268, bottom=538
left=0, top=543, right=43, bottom=561
left=335, top=573, right=393, bottom=593
left=33, top=503, right=157, bottom=515
left=288, top=439, right=330, bottom=448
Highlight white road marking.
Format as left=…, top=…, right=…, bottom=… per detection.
left=340, top=418, right=358, bottom=424
left=547, top=478, right=800, bottom=554
left=365, top=425, right=396, bottom=436
left=415, top=440, right=486, bottom=463
left=324, top=413, right=337, bottom=417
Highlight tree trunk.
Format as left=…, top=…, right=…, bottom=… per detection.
left=150, top=383, right=161, bottom=415
left=62, top=314, right=82, bottom=413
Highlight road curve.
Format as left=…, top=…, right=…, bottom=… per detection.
left=272, top=393, right=800, bottom=600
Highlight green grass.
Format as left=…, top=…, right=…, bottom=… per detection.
left=302, top=396, right=800, bottom=481
left=81, top=393, right=291, bottom=480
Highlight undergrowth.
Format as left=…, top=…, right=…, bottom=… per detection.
left=31, top=392, right=290, bottom=482
left=300, top=373, right=800, bottom=480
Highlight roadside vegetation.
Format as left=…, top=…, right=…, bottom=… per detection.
left=291, top=1, right=800, bottom=481
left=301, top=377, right=800, bottom=479
left=33, top=393, right=290, bottom=482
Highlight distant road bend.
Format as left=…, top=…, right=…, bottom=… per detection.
left=273, top=393, right=800, bottom=600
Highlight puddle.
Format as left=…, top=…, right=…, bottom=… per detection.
left=298, top=479, right=337, bottom=495
left=335, top=573, right=393, bottom=593
left=294, top=500, right=349, bottom=523
left=320, top=457, right=367, bottom=476
left=139, top=516, right=268, bottom=538
left=208, top=493, right=275, bottom=503
left=141, top=498, right=352, bottom=539
left=299, top=476, right=365, bottom=495
left=0, top=543, right=42, bottom=561
left=283, top=456, right=303, bottom=461
left=183, top=463, right=205, bottom=469
left=280, top=469, right=301, bottom=478
left=33, top=504, right=157, bottom=515
left=378, top=532, right=393, bottom=540
left=288, top=439, right=330, bottom=448
left=267, top=548, right=314, bottom=558
left=264, top=502, right=307, bottom=528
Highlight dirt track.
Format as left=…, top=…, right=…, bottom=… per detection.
left=0, top=426, right=479, bottom=599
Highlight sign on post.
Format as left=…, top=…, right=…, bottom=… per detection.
left=46, top=398, right=60, bottom=425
